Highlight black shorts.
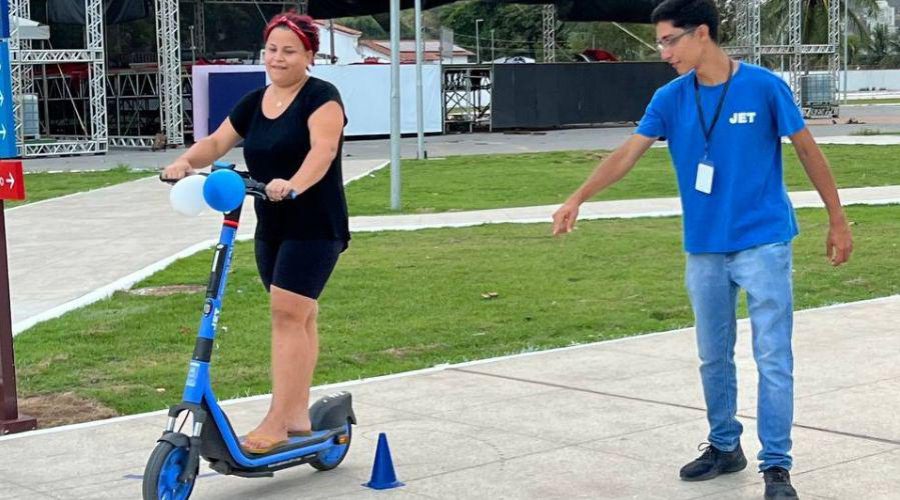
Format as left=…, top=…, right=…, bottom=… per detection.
left=254, top=239, right=345, bottom=299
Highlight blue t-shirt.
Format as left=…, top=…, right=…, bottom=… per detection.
left=635, top=63, right=806, bottom=254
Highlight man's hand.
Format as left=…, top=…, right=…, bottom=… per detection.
left=826, top=219, right=853, bottom=266
left=789, top=128, right=854, bottom=267
left=552, top=201, right=580, bottom=236
left=549, top=135, right=654, bottom=237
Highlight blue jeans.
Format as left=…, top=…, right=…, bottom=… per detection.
left=685, top=241, right=794, bottom=471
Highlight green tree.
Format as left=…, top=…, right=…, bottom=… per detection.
left=859, top=23, right=900, bottom=67
left=335, top=16, right=389, bottom=39
left=563, top=22, right=657, bottom=61
left=436, top=1, right=546, bottom=61
left=715, top=0, right=739, bottom=45
left=760, top=0, right=878, bottom=45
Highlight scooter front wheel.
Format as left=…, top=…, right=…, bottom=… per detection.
left=142, top=441, right=197, bottom=500
left=310, top=420, right=352, bottom=471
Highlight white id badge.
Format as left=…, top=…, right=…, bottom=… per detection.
left=695, top=159, right=714, bottom=194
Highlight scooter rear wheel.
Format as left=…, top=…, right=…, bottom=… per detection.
left=310, top=420, right=352, bottom=471
left=142, top=441, right=197, bottom=500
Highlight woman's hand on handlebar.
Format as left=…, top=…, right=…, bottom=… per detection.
left=160, top=159, right=195, bottom=181
left=265, top=179, right=296, bottom=202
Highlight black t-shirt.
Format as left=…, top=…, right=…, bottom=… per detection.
left=228, top=77, right=350, bottom=245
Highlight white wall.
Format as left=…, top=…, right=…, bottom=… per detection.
left=192, top=64, right=443, bottom=139
left=318, top=27, right=363, bottom=65
left=312, top=64, right=443, bottom=136
left=775, top=69, right=900, bottom=91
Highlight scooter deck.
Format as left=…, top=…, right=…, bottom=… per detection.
left=241, top=429, right=337, bottom=456
left=206, top=426, right=348, bottom=477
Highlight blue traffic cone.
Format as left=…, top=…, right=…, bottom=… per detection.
left=363, top=432, right=404, bottom=490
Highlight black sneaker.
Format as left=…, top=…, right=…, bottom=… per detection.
left=763, top=467, right=799, bottom=499
left=679, top=442, right=748, bottom=481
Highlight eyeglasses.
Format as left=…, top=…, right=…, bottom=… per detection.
left=656, top=26, right=697, bottom=52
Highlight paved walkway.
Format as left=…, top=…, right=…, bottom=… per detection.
left=350, top=185, right=900, bottom=232
left=1, top=295, right=897, bottom=499
left=7, top=159, right=386, bottom=334
left=19, top=107, right=900, bottom=172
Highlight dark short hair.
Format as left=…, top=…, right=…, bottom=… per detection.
left=650, top=0, right=720, bottom=43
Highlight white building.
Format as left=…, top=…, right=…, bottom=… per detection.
left=888, top=0, right=900, bottom=28
left=357, top=40, right=473, bottom=64
left=869, top=1, right=897, bottom=33
left=313, top=20, right=364, bottom=65
left=275, top=21, right=474, bottom=65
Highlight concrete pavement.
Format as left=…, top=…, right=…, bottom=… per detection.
left=349, top=185, right=900, bottom=232
left=0, top=295, right=897, bottom=499
left=7, top=158, right=386, bottom=334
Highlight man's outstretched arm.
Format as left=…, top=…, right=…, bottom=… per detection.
left=552, top=134, right=657, bottom=235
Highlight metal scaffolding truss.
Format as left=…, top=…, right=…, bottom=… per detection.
left=726, top=0, right=841, bottom=118
left=542, top=5, right=556, bottom=63
left=156, top=0, right=184, bottom=147
left=15, top=50, right=96, bottom=63
left=6, top=0, right=185, bottom=156
left=734, top=0, right=761, bottom=65
left=110, top=71, right=194, bottom=148
left=36, top=67, right=194, bottom=149
left=759, top=44, right=835, bottom=55
left=86, top=0, right=108, bottom=152
left=193, top=0, right=206, bottom=56
left=442, top=65, right=491, bottom=133
left=10, top=0, right=308, bottom=155
left=789, top=0, right=802, bottom=104
left=826, top=0, right=840, bottom=114
left=8, top=0, right=107, bottom=157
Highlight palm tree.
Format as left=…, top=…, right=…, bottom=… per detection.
left=860, top=23, right=900, bottom=67
left=760, top=0, right=879, bottom=45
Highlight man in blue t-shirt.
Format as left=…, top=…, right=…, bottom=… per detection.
left=553, top=1, right=853, bottom=498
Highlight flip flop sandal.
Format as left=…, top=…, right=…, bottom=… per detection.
left=241, top=432, right=290, bottom=454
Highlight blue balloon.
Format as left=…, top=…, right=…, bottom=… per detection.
left=203, top=169, right=246, bottom=212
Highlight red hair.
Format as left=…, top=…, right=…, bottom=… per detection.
left=263, top=12, right=320, bottom=55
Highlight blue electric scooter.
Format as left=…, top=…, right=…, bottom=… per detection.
left=144, top=161, right=356, bottom=500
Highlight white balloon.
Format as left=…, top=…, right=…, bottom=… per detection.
left=169, top=175, right=209, bottom=216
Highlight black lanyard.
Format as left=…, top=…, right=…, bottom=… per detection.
left=693, top=59, right=734, bottom=158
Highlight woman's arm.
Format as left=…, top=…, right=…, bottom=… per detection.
left=267, top=101, right=344, bottom=200
left=162, top=119, right=243, bottom=179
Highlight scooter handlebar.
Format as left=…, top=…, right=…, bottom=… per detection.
left=240, top=178, right=298, bottom=201
left=159, top=170, right=297, bottom=201
left=158, top=171, right=207, bottom=184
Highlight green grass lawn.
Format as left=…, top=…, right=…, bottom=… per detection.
left=346, top=145, right=900, bottom=215
left=845, top=98, right=900, bottom=105
left=7, top=166, right=154, bottom=208
left=13, top=204, right=899, bottom=419
left=850, top=128, right=900, bottom=136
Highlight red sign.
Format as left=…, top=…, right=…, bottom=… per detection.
left=0, top=161, right=24, bottom=201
